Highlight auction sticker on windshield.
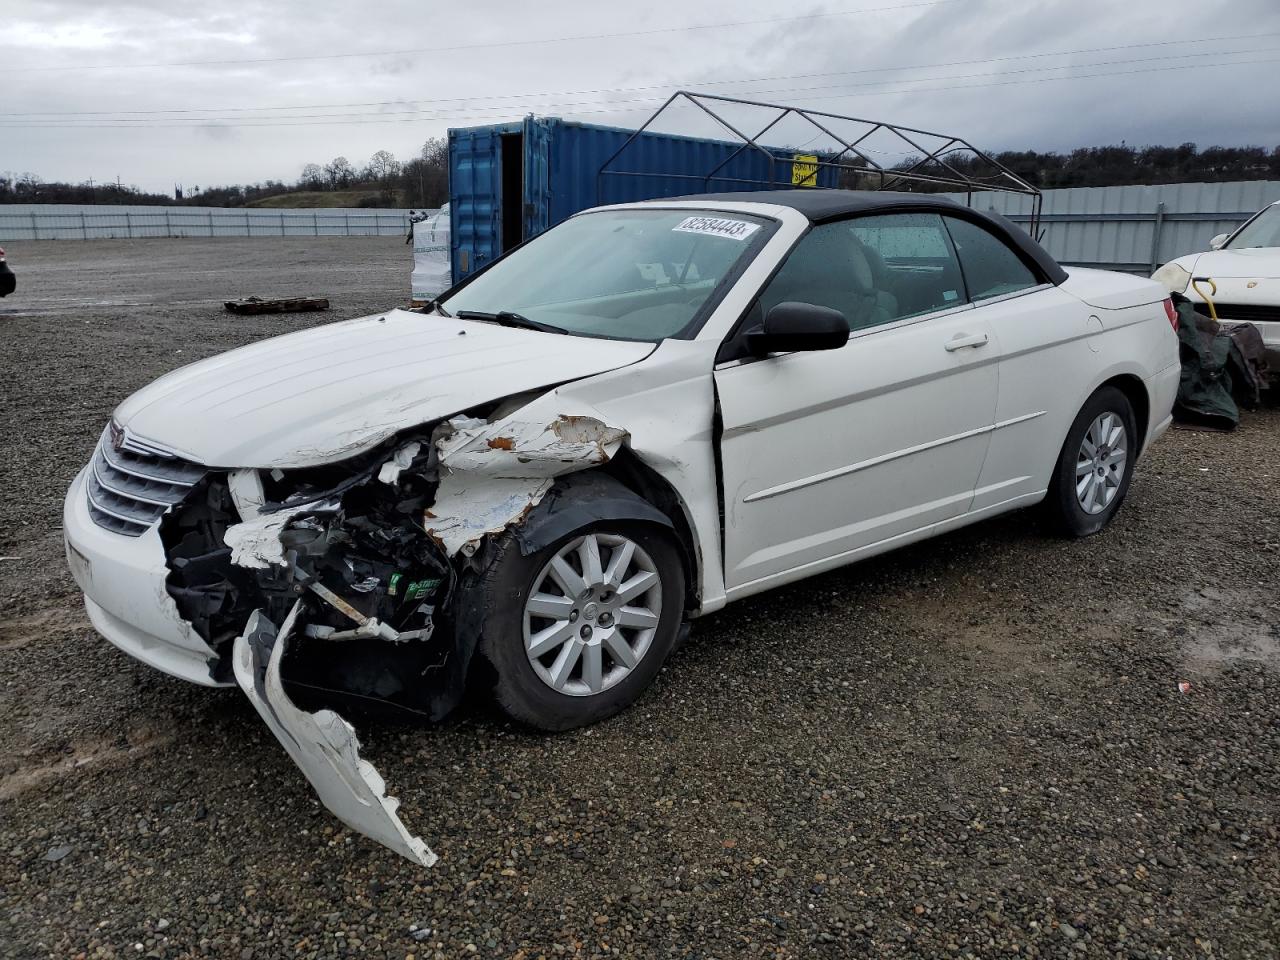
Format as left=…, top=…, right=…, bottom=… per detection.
left=673, top=216, right=761, bottom=241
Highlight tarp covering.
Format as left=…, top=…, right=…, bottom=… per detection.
left=1173, top=299, right=1271, bottom=429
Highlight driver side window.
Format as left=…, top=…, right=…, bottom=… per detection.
left=754, top=213, right=964, bottom=333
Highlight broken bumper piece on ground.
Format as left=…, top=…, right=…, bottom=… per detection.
left=232, top=603, right=437, bottom=867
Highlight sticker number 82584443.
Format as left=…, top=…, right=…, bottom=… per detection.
left=672, top=216, right=761, bottom=241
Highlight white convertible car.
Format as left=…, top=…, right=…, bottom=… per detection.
left=64, top=190, right=1180, bottom=864
left=1154, top=198, right=1280, bottom=369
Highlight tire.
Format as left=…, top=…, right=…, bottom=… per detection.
left=1045, top=385, right=1138, bottom=537
left=475, top=519, right=685, bottom=731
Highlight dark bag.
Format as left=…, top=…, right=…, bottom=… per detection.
left=1174, top=299, right=1237, bottom=429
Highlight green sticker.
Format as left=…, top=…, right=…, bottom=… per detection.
left=405, top=578, right=441, bottom=600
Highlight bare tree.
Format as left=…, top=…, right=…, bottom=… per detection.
left=366, top=149, right=401, bottom=183
left=399, top=137, right=449, bottom=207
left=324, top=156, right=355, bottom=190
left=299, top=163, right=325, bottom=191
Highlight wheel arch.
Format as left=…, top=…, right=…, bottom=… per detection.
left=508, top=460, right=702, bottom=615
left=1095, top=372, right=1150, bottom=453
left=603, top=451, right=702, bottom=614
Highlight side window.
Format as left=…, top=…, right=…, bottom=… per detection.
left=943, top=216, right=1039, bottom=301
left=848, top=213, right=965, bottom=319
left=755, top=213, right=962, bottom=332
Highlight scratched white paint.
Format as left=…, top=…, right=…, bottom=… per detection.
left=424, top=415, right=627, bottom=555
left=223, top=500, right=338, bottom=569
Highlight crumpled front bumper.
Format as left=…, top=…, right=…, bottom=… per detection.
left=67, top=466, right=436, bottom=866
left=65, top=411, right=636, bottom=868
left=233, top=605, right=436, bottom=867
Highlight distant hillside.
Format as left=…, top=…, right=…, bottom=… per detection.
left=246, top=190, right=406, bottom=209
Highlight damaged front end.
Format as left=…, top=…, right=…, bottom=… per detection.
left=156, top=410, right=628, bottom=865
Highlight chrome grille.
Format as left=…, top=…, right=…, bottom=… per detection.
left=85, top=426, right=206, bottom=536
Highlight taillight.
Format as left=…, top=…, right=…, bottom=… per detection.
left=0, top=247, right=6, bottom=261
left=1162, top=297, right=1178, bottom=332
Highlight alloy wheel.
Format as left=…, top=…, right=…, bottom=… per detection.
left=522, top=533, right=663, bottom=697
left=1075, top=412, right=1128, bottom=515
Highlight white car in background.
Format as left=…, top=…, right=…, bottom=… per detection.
left=63, top=190, right=1179, bottom=865
left=1154, top=198, right=1280, bottom=369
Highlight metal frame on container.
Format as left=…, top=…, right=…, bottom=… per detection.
left=597, top=90, right=1044, bottom=235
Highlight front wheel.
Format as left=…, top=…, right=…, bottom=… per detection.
left=476, top=521, right=685, bottom=731
left=1046, top=385, right=1138, bottom=537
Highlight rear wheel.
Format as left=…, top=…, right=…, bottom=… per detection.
left=1046, top=386, right=1138, bottom=537
left=477, top=521, right=685, bottom=731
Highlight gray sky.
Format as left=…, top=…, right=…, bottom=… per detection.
left=5, top=0, right=1279, bottom=194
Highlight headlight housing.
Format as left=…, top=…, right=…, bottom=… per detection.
left=1152, top=261, right=1191, bottom=295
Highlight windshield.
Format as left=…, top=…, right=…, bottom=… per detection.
left=440, top=208, right=773, bottom=341
left=1226, top=203, right=1280, bottom=249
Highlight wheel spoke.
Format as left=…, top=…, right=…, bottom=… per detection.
left=1083, top=476, right=1098, bottom=512
left=1076, top=458, right=1094, bottom=477
left=581, top=641, right=603, bottom=693
left=616, top=569, right=658, bottom=604
left=579, top=534, right=604, bottom=588
left=603, top=540, right=635, bottom=590
left=602, top=631, right=638, bottom=669
left=527, top=592, right=575, bottom=619
left=616, top=605, right=659, bottom=630
left=549, top=554, right=587, bottom=598
left=548, top=637, right=585, bottom=689
left=1076, top=474, right=1092, bottom=498
left=528, top=620, right=577, bottom=659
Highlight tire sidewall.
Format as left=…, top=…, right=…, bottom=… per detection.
left=476, top=520, right=685, bottom=731
left=1051, top=385, right=1138, bottom=536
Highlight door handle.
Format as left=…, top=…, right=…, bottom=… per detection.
left=944, top=332, right=989, bottom=352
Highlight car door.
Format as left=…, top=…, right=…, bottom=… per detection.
left=940, top=215, right=1097, bottom=511
left=714, top=212, right=1000, bottom=595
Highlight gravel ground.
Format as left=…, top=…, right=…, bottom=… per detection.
left=1, top=238, right=1278, bottom=959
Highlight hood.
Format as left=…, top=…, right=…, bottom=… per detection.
left=114, top=309, right=654, bottom=467
left=1176, top=247, right=1280, bottom=280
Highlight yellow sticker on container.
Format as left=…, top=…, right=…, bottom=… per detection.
left=792, top=154, right=819, bottom=187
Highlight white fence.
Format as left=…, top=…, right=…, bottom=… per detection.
left=6, top=181, right=1278, bottom=271
left=946, top=180, right=1280, bottom=274
left=0, top=204, right=435, bottom=241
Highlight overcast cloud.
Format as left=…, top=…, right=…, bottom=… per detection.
left=4, top=0, right=1279, bottom=193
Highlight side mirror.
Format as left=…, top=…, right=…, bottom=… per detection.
left=747, top=301, right=850, bottom=356
left=1209, top=233, right=1229, bottom=250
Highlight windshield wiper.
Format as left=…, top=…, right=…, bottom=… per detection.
left=454, top=309, right=567, bottom=335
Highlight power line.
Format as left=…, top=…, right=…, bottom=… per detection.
left=4, top=48, right=1276, bottom=129
left=0, top=0, right=959, bottom=74
left=5, top=30, right=1275, bottom=118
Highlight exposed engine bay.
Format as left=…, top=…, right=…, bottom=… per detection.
left=161, top=430, right=460, bottom=716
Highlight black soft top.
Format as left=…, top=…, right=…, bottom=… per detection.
left=667, top=188, right=1067, bottom=286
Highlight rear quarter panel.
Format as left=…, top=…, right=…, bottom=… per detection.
left=974, top=277, right=1177, bottom=511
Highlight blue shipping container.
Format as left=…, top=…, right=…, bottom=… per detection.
left=448, top=116, right=836, bottom=283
